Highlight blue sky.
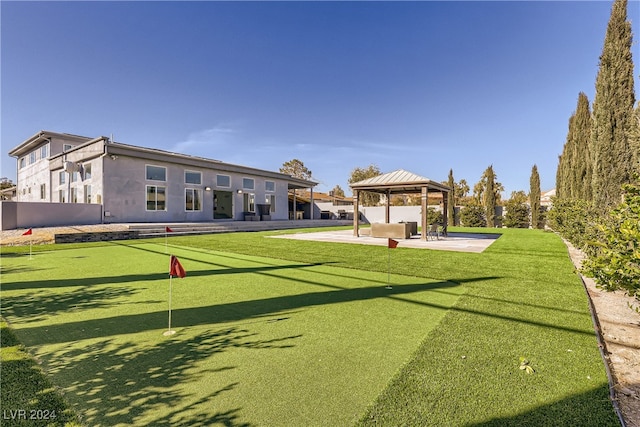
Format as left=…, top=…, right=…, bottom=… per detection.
left=2, top=1, right=639, bottom=197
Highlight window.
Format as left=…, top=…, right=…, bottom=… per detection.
left=84, top=185, right=92, bottom=203
left=243, top=193, right=255, bottom=212
left=59, top=171, right=66, bottom=184
left=265, top=181, right=275, bottom=192
left=70, top=187, right=78, bottom=203
left=63, top=144, right=73, bottom=152
left=146, top=185, right=166, bottom=211
left=146, top=165, right=166, bottom=181
left=185, top=171, right=201, bottom=185
left=185, top=188, right=202, bottom=211
left=266, top=195, right=276, bottom=212
left=29, top=152, right=36, bottom=164
left=41, top=144, right=48, bottom=159
left=84, top=163, right=92, bottom=180
left=19, top=158, right=26, bottom=169
left=59, top=190, right=66, bottom=203
left=71, top=171, right=79, bottom=183
left=242, top=178, right=255, bottom=190
left=216, top=174, right=230, bottom=187
left=40, top=184, right=46, bottom=200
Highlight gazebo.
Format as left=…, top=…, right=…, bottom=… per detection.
left=350, top=169, right=450, bottom=241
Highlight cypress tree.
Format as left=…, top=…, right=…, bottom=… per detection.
left=556, top=115, right=576, bottom=199
left=591, top=0, right=636, bottom=209
left=530, top=164, right=541, bottom=229
left=483, top=165, right=496, bottom=228
left=571, top=93, right=593, bottom=200
left=555, top=153, right=564, bottom=200
left=564, top=114, right=577, bottom=199
left=632, top=104, right=640, bottom=175
left=447, top=169, right=455, bottom=226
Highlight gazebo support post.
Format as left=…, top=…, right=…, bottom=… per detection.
left=293, top=190, right=297, bottom=220
left=442, top=190, right=448, bottom=231
left=310, top=188, right=314, bottom=220
left=421, top=186, right=428, bottom=241
left=385, top=189, right=391, bottom=223
left=353, top=190, right=360, bottom=237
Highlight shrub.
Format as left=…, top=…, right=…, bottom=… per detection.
left=546, top=198, right=599, bottom=250
left=460, top=204, right=486, bottom=227
left=427, top=207, right=443, bottom=225
left=582, top=181, right=640, bottom=300
left=503, top=200, right=530, bottom=228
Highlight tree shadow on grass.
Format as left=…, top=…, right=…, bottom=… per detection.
left=467, top=384, right=619, bottom=427
left=45, top=327, right=299, bottom=426
left=0, top=262, right=335, bottom=291
left=1, top=286, right=153, bottom=324
left=18, top=280, right=461, bottom=345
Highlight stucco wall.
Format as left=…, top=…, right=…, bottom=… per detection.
left=102, top=155, right=291, bottom=223
left=16, top=152, right=50, bottom=202
left=314, top=204, right=439, bottom=224
left=0, top=201, right=102, bottom=230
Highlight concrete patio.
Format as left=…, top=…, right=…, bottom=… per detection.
left=268, top=229, right=500, bottom=253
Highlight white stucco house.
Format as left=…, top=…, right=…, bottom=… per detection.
left=7, top=130, right=317, bottom=226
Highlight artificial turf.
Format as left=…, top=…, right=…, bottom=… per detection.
left=1, top=239, right=462, bottom=426
left=0, top=226, right=619, bottom=426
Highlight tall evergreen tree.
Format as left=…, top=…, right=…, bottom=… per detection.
left=555, top=153, right=564, bottom=200
left=447, top=169, right=455, bottom=226
left=571, top=93, right=593, bottom=200
left=591, top=0, right=636, bottom=209
left=632, top=103, right=640, bottom=175
left=483, top=165, right=497, bottom=228
left=556, top=115, right=576, bottom=199
left=530, top=164, right=541, bottom=229
left=565, top=115, right=577, bottom=198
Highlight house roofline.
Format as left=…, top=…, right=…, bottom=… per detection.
left=8, top=130, right=93, bottom=157
left=102, top=142, right=317, bottom=189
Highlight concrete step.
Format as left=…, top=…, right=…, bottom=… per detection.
left=128, top=220, right=352, bottom=237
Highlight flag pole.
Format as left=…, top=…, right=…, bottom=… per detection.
left=386, top=246, right=392, bottom=289
left=165, top=230, right=168, bottom=253
left=164, top=275, right=176, bottom=336
left=164, top=257, right=176, bottom=336
left=164, top=253, right=185, bottom=336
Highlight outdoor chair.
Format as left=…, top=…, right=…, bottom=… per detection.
left=427, top=224, right=440, bottom=240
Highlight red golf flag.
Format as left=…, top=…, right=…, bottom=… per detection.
left=169, top=255, right=186, bottom=278
left=165, top=226, right=174, bottom=233
left=388, top=238, right=398, bottom=249
left=22, top=228, right=32, bottom=236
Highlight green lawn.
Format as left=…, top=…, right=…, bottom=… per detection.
left=0, top=227, right=618, bottom=426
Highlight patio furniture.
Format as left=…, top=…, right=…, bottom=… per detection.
left=370, top=222, right=412, bottom=239
left=427, top=224, right=441, bottom=240
left=400, top=221, right=418, bottom=236
left=256, top=204, right=271, bottom=221
left=243, top=212, right=258, bottom=221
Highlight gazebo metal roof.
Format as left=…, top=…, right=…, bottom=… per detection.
left=350, top=169, right=450, bottom=194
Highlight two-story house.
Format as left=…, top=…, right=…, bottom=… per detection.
left=8, top=130, right=317, bottom=224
